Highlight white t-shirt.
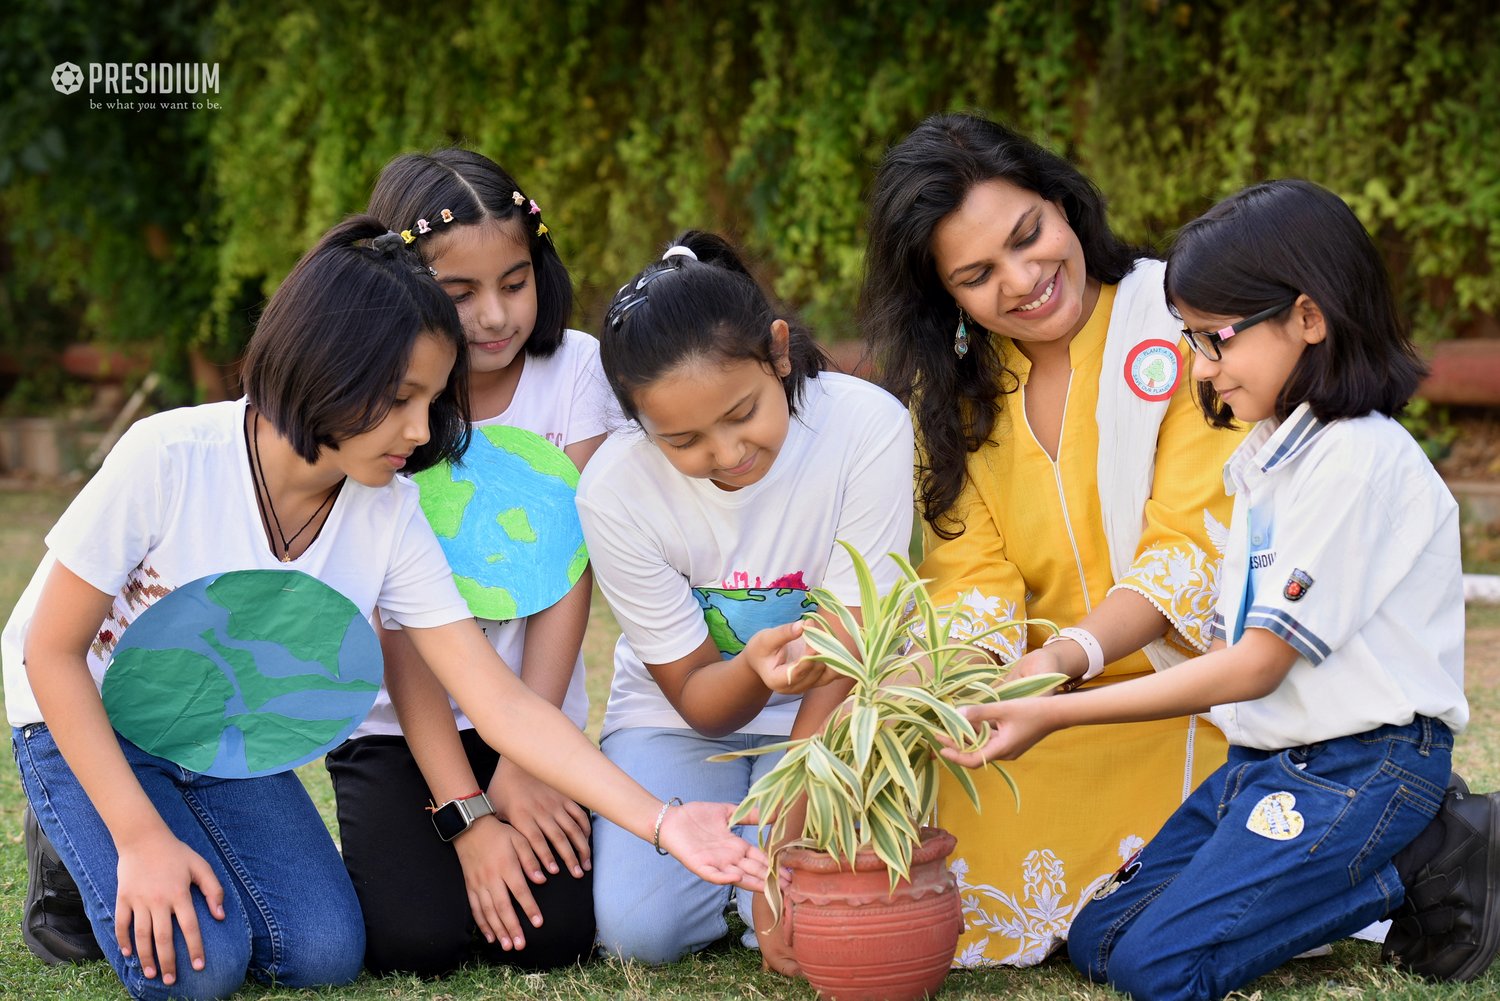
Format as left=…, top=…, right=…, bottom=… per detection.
left=2, top=399, right=471, bottom=728
left=577, top=372, right=915, bottom=738
left=356, top=330, right=615, bottom=736
left=1207, top=403, right=1467, bottom=749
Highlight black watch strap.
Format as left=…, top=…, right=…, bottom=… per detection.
left=431, top=792, right=495, bottom=842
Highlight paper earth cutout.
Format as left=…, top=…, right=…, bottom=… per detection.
left=412, top=425, right=588, bottom=621
left=101, top=570, right=382, bottom=778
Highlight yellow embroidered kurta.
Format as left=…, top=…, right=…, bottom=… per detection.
left=923, top=284, right=1243, bottom=967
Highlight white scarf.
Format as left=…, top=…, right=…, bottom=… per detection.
left=1094, top=258, right=1189, bottom=673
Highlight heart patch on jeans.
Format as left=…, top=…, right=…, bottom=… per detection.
left=1246, top=791, right=1305, bottom=841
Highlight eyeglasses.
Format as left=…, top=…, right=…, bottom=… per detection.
left=1180, top=300, right=1297, bottom=360
left=605, top=265, right=681, bottom=330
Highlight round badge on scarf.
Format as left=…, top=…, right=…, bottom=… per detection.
left=1124, top=339, right=1183, bottom=402
left=412, top=425, right=587, bottom=621
left=101, top=570, right=382, bottom=778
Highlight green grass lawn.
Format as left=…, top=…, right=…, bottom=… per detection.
left=0, top=486, right=1496, bottom=999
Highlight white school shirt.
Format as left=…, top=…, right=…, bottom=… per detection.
left=1206, top=403, right=1467, bottom=750
left=356, top=330, right=615, bottom=736
left=2, top=399, right=472, bottom=728
left=577, top=372, right=915, bottom=739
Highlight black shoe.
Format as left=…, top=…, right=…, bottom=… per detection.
left=22, top=806, right=104, bottom=965
left=1383, top=773, right=1500, bottom=982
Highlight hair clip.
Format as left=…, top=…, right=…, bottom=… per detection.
left=426, top=265, right=437, bottom=277
left=529, top=199, right=541, bottom=215
left=399, top=208, right=457, bottom=243
left=512, top=191, right=525, bottom=206
left=536, top=223, right=549, bottom=237
left=661, top=245, right=698, bottom=262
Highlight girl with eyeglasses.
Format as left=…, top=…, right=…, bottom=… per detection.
left=860, top=112, right=1242, bottom=968
left=577, top=231, right=915, bottom=968
left=946, top=178, right=1495, bottom=998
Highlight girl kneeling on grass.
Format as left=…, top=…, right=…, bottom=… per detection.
left=1, top=216, right=765, bottom=1001
left=944, top=178, right=1499, bottom=1000
left=577, top=232, right=915, bottom=965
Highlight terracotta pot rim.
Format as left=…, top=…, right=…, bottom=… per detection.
left=779, top=825, right=956, bottom=874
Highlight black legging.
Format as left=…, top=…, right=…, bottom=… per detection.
left=325, top=728, right=596, bottom=976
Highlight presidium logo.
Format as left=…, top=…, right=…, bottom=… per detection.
left=51, top=60, right=221, bottom=110
left=52, top=62, right=83, bottom=95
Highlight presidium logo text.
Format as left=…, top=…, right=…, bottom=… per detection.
left=52, top=61, right=221, bottom=110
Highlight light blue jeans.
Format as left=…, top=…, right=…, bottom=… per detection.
left=14, top=724, right=364, bottom=1000
left=592, top=726, right=785, bottom=964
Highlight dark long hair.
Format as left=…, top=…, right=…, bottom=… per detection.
left=598, top=230, right=827, bottom=421
left=367, top=148, right=572, bottom=357
left=860, top=113, right=1146, bottom=537
left=1166, top=179, right=1426, bottom=427
left=242, top=215, right=471, bottom=471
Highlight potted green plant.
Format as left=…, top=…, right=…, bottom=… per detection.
left=712, top=541, right=1065, bottom=1001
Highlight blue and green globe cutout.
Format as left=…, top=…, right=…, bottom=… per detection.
left=412, top=425, right=588, bottom=621
left=101, top=570, right=382, bottom=778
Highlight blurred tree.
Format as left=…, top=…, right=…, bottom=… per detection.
left=4, top=0, right=1497, bottom=406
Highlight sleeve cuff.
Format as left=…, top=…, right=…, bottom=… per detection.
left=1243, top=606, right=1331, bottom=665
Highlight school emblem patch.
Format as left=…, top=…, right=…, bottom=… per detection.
left=1283, top=569, right=1313, bottom=602
left=1124, top=339, right=1183, bottom=402
left=1091, top=849, right=1143, bottom=900
left=1246, top=791, right=1305, bottom=841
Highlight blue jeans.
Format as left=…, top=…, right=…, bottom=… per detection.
left=592, top=726, right=784, bottom=964
left=1068, top=717, right=1451, bottom=1001
left=14, top=724, right=364, bottom=1000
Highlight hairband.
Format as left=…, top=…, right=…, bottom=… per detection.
left=662, top=245, right=698, bottom=262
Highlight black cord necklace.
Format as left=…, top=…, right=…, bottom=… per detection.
left=246, top=410, right=343, bottom=563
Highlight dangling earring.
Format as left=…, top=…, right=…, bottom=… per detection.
left=953, top=308, right=970, bottom=358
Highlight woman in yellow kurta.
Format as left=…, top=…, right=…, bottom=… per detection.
left=859, top=113, right=1243, bottom=967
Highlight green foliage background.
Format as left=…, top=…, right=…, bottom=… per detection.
left=3, top=0, right=1498, bottom=400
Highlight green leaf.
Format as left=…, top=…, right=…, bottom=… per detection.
left=993, top=672, right=1069, bottom=699
left=849, top=703, right=877, bottom=771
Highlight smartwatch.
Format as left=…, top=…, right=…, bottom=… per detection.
left=430, top=791, right=496, bottom=842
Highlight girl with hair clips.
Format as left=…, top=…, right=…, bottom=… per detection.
left=577, top=231, right=914, bottom=967
left=323, top=149, right=613, bottom=977
left=3, top=216, right=765, bottom=1000
left=945, top=178, right=1498, bottom=1000
left=860, top=112, right=1240, bottom=967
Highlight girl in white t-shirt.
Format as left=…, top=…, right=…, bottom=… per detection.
left=577, top=231, right=915, bottom=966
left=3, top=216, right=765, bottom=1000
left=947, top=180, right=1497, bottom=998
left=324, top=150, right=614, bottom=976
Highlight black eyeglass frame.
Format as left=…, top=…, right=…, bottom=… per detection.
left=1180, top=300, right=1298, bottom=361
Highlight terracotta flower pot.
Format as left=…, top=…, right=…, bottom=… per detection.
left=781, top=826, right=961, bottom=1001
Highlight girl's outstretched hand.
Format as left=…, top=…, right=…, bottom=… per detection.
left=743, top=620, right=837, bottom=695
left=115, top=831, right=226, bottom=986
left=938, top=700, right=1059, bottom=767
left=656, top=801, right=769, bottom=892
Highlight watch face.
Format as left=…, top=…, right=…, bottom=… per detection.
left=431, top=802, right=470, bottom=842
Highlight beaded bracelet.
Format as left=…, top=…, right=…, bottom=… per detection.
left=653, top=797, right=684, bottom=856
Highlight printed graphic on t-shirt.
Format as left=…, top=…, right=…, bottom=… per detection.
left=694, top=574, right=815, bottom=659
left=92, top=563, right=171, bottom=662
